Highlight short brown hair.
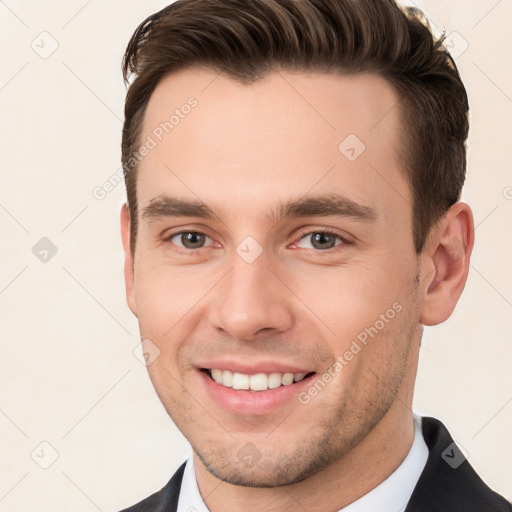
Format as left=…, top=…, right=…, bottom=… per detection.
left=122, top=0, right=469, bottom=255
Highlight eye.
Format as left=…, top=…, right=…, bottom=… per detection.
left=166, top=231, right=216, bottom=251
left=293, top=229, right=347, bottom=251
left=164, top=229, right=348, bottom=254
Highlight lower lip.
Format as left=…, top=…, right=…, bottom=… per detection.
left=199, top=370, right=315, bottom=415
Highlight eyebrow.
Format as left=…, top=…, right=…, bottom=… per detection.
left=141, top=193, right=377, bottom=223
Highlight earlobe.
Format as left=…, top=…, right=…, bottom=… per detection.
left=120, top=203, right=138, bottom=317
left=420, top=202, right=474, bottom=326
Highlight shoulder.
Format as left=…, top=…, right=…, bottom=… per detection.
left=406, top=417, right=511, bottom=511
left=118, top=462, right=186, bottom=512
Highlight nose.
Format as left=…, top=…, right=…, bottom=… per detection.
left=208, top=249, right=294, bottom=341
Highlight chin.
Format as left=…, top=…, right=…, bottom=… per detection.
left=204, top=462, right=311, bottom=488
left=195, top=442, right=341, bottom=488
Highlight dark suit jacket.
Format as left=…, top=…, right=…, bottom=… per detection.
left=119, top=417, right=511, bottom=511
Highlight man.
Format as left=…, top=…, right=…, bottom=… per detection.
left=118, top=0, right=511, bottom=510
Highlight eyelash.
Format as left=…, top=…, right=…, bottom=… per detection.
left=163, top=228, right=350, bottom=255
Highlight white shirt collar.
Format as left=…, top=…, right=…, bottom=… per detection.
left=177, top=453, right=210, bottom=512
left=177, top=414, right=428, bottom=512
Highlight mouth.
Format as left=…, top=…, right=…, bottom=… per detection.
left=201, top=368, right=316, bottom=392
left=198, top=364, right=318, bottom=415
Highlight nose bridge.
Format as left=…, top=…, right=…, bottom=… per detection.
left=208, top=246, right=293, bottom=339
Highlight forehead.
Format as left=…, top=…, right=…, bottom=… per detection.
left=137, top=68, right=410, bottom=226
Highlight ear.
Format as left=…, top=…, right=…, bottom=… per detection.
left=120, top=203, right=138, bottom=317
left=420, top=202, right=474, bottom=326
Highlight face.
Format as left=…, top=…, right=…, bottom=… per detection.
left=123, top=68, right=427, bottom=486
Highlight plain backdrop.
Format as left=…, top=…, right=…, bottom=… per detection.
left=0, top=0, right=511, bottom=510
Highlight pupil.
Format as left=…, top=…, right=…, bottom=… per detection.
left=312, top=233, right=335, bottom=250
left=183, top=232, right=204, bottom=249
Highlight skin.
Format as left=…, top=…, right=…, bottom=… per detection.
left=121, top=68, right=474, bottom=511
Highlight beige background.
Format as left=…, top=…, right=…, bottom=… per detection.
left=0, top=0, right=511, bottom=510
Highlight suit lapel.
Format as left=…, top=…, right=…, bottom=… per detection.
left=405, top=417, right=511, bottom=511
left=120, top=462, right=185, bottom=512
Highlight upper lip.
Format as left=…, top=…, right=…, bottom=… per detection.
left=198, top=360, right=315, bottom=375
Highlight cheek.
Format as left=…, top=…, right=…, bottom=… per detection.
left=290, top=262, right=411, bottom=345
left=133, top=260, right=209, bottom=335
left=132, top=261, right=223, bottom=389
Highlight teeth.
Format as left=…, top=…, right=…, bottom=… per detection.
left=250, top=373, right=268, bottom=391
left=222, top=370, right=233, bottom=387
left=208, top=369, right=310, bottom=391
left=268, top=373, right=282, bottom=389
left=211, top=369, right=223, bottom=384
left=281, top=372, right=294, bottom=386
left=232, top=373, right=250, bottom=390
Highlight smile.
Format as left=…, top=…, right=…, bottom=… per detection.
left=205, top=369, right=315, bottom=392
